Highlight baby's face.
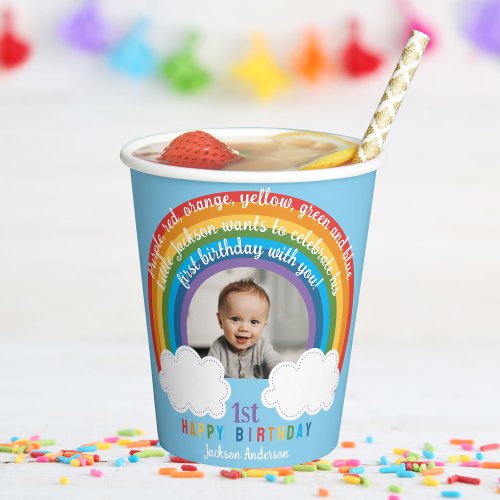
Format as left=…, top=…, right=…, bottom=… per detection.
left=217, top=292, right=269, bottom=352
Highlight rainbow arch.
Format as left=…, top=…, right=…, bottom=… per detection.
left=147, top=191, right=354, bottom=372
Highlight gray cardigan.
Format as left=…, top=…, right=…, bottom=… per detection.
left=208, top=336, right=282, bottom=379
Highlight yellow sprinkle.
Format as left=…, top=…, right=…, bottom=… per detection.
left=59, top=476, right=69, bottom=485
left=135, top=429, right=144, bottom=436
left=459, top=454, right=471, bottom=462
left=15, top=454, right=25, bottom=463
left=343, top=475, right=361, bottom=485
left=96, top=442, right=112, bottom=450
left=449, top=455, right=458, bottom=463
left=422, top=476, right=439, bottom=487
left=70, top=459, right=80, bottom=467
left=116, top=439, right=131, bottom=446
left=393, top=448, right=409, bottom=456
left=395, top=458, right=405, bottom=465
left=246, top=469, right=279, bottom=478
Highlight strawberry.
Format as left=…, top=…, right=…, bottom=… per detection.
left=159, top=131, right=242, bottom=170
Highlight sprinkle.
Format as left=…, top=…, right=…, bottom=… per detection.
left=265, top=473, right=277, bottom=482
left=461, top=443, right=474, bottom=451
left=397, top=470, right=416, bottom=478
left=366, top=436, right=374, bottom=443
left=170, top=456, right=196, bottom=464
left=380, top=456, right=389, bottom=465
left=423, top=477, right=440, bottom=486
left=36, top=455, right=49, bottom=463
left=247, top=469, right=279, bottom=477
left=134, top=450, right=166, bottom=458
left=77, top=445, right=97, bottom=452
left=292, top=464, right=317, bottom=472
left=389, top=485, right=403, bottom=493
left=117, top=429, right=143, bottom=436
left=360, top=477, right=371, bottom=487
left=90, top=469, right=103, bottom=478
left=481, top=462, right=500, bottom=469
left=78, top=457, right=86, bottom=467
left=231, top=468, right=247, bottom=478
left=476, top=452, right=484, bottom=460
left=461, top=460, right=480, bottom=467
left=343, top=475, right=361, bottom=484
left=393, top=448, right=409, bottom=455
left=103, top=437, right=120, bottom=443
left=480, top=443, right=499, bottom=451
left=338, top=466, right=351, bottom=473
left=450, top=439, right=474, bottom=445
left=29, top=435, right=40, bottom=441
left=70, top=459, right=80, bottom=467
left=169, top=471, right=205, bottom=478
left=181, top=464, right=198, bottom=471
left=59, top=476, right=69, bottom=485
left=0, top=446, right=14, bottom=452
left=33, top=439, right=56, bottom=446
left=93, top=454, right=100, bottom=462
left=126, top=440, right=151, bottom=448
left=283, top=475, right=295, bottom=484
left=333, top=459, right=346, bottom=467
left=158, top=467, right=177, bottom=475
left=424, top=442, right=435, bottom=452
left=318, top=487, right=330, bottom=497
left=116, top=439, right=131, bottom=446
left=341, top=441, right=356, bottom=448
left=423, top=450, right=435, bottom=459
left=422, top=467, right=444, bottom=476
left=128, top=455, right=140, bottom=463
left=15, top=454, right=25, bottom=463
left=441, top=492, right=461, bottom=498
left=455, top=475, right=480, bottom=485
left=316, top=462, right=332, bottom=471
left=388, top=496, right=401, bottom=500
left=449, top=455, right=458, bottom=463
left=346, top=459, right=361, bottom=466
left=95, top=442, right=112, bottom=450
left=459, top=454, right=471, bottom=461
left=379, top=466, right=400, bottom=473
left=349, top=466, right=365, bottom=474
left=220, top=470, right=240, bottom=480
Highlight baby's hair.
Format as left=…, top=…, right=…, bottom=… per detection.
left=218, top=276, right=270, bottom=312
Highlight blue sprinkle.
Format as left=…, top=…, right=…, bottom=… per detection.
left=441, top=492, right=461, bottom=498
left=349, top=466, right=366, bottom=474
left=10, top=437, right=19, bottom=442
left=76, top=445, right=98, bottom=452
left=115, top=458, right=125, bottom=467
left=380, top=456, right=389, bottom=465
left=379, top=466, right=400, bottom=473
left=366, top=436, right=374, bottom=443
left=399, top=463, right=407, bottom=470
left=128, top=455, right=140, bottom=463
left=68, top=454, right=81, bottom=460
left=476, top=452, right=484, bottom=460
left=397, top=470, right=416, bottom=478
left=265, top=473, right=277, bottom=482
left=57, top=456, right=70, bottom=464
left=423, top=450, right=435, bottom=459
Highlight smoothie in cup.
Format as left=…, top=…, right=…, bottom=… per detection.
left=121, top=127, right=385, bottom=467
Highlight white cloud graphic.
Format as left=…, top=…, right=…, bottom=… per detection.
left=159, top=346, right=231, bottom=419
left=261, top=349, right=340, bottom=420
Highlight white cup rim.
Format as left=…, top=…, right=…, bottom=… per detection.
left=120, top=127, right=386, bottom=184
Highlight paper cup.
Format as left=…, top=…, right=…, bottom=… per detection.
left=121, top=128, right=385, bottom=467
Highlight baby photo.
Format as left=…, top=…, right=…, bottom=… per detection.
left=187, top=268, right=310, bottom=379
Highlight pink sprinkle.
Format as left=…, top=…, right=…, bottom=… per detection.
left=388, top=495, right=401, bottom=500
left=461, top=443, right=474, bottom=451
left=461, top=461, right=481, bottom=467
left=403, top=451, right=409, bottom=457
left=435, top=461, right=446, bottom=466
left=103, top=437, right=119, bottom=443
left=29, top=435, right=40, bottom=441
left=90, top=469, right=103, bottom=478
left=36, top=456, right=49, bottom=463
left=79, top=457, right=87, bottom=467
left=346, top=459, right=361, bottom=466
left=333, top=459, right=347, bottom=467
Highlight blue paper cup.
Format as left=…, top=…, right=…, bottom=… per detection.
left=121, top=128, right=385, bottom=467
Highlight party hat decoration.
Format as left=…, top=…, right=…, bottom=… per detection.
left=232, top=35, right=291, bottom=100
left=108, top=19, right=156, bottom=79
left=160, top=33, right=211, bottom=93
left=291, top=29, right=330, bottom=83
left=0, top=9, right=31, bottom=69
left=396, top=0, right=436, bottom=50
left=340, top=20, right=384, bottom=77
left=462, top=0, right=500, bottom=55
left=59, top=0, right=108, bottom=53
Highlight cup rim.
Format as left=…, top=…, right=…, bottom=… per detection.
left=120, top=127, right=386, bottom=184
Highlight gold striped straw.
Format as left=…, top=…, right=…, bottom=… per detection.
left=353, top=30, right=430, bottom=163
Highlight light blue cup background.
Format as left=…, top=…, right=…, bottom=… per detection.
left=130, top=160, right=378, bottom=466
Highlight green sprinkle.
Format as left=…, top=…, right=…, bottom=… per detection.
left=33, top=439, right=56, bottom=446
left=389, top=485, right=403, bottom=493
left=292, top=464, right=316, bottom=472
left=117, top=429, right=136, bottom=436
left=428, top=461, right=436, bottom=469
left=360, top=477, right=371, bottom=487
left=0, top=446, right=14, bottom=453
left=316, top=463, right=332, bottom=471
left=134, top=450, right=167, bottom=458
left=407, top=453, right=420, bottom=461
left=413, top=463, right=420, bottom=472
left=419, top=463, right=427, bottom=472
left=231, top=468, right=247, bottom=478
left=424, top=442, right=435, bottom=452
left=283, top=475, right=296, bottom=484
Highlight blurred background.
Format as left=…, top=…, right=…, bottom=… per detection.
left=1, top=0, right=499, bottom=439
